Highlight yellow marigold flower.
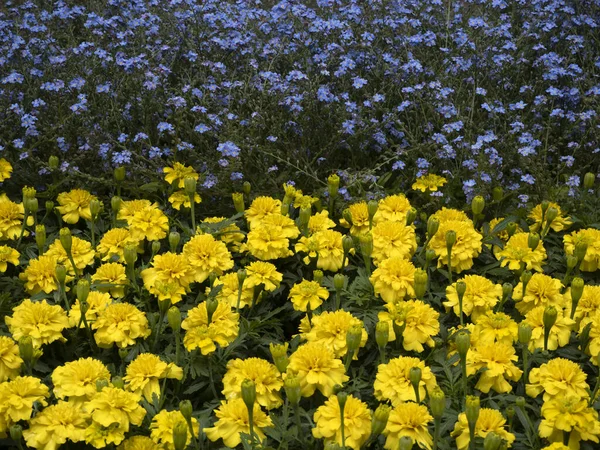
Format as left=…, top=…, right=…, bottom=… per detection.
left=452, top=408, right=515, bottom=450
left=512, top=273, right=565, bottom=315
left=308, top=210, right=336, bottom=234
left=222, top=357, right=283, bottom=409
left=538, top=395, right=600, bottom=448
left=245, top=261, right=283, bottom=292
left=578, top=309, right=600, bottom=363
left=0, top=245, right=19, bottom=272
left=294, top=193, right=318, bottom=210
left=431, top=207, right=471, bottom=224
left=0, top=336, right=22, bottom=382
left=205, top=398, right=273, bottom=448
left=246, top=214, right=300, bottom=260
left=444, top=275, right=502, bottom=321
left=289, top=279, right=329, bottom=312
left=0, top=376, right=49, bottom=423
left=0, top=158, right=12, bottom=182
left=69, top=291, right=113, bottom=328
left=371, top=220, right=417, bottom=264
left=412, top=174, right=447, bottom=192
left=202, top=217, right=245, bottom=251
left=141, top=252, right=195, bottom=303
left=182, top=234, right=234, bottom=283
left=524, top=306, right=574, bottom=352
left=23, top=400, right=89, bottom=449
left=92, top=263, right=129, bottom=298
left=52, top=357, right=111, bottom=402
left=117, top=199, right=152, bottom=222
left=245, top=196, right=282, bottom=229
left=92, top=302, right=151, bottom=348
left=466, top=342, right=521, bottom=393
left=5, top=299, right=69, bottom=348
left=85, top=387, right=146, bottom=433
left=212, top=272, right=254, bottom=308
left=56, top=189, right=97, bottom=224
left=339, top=201, right=370, bottom=236
left=19, top=255, right=69, bottom=295
left=123, top=353, right=183, bottom=402
left=168, top=189, right=201, bottom=210
left=541, top=444, right=570, bottom=450
left=527, top=358, right=589, bottom=401
left=378, top=300, right=440, bottom=352
left=313, top=394, right=372, bottom=450
left=374, top=194, right=412, bottom=224
left=295, top=229, right=347, bottom=272
left=181, top=300, right=239, bottom=355
left=128, top=205, right=169, bottom=241
left=383, top=402, right=433, bottom=450
left=150, top=409, right=200, bottom=450
left=565, top=285, right=600, bottom=323
left=286, top=342, right=349, bottom=397
left=85, top=420, right=127, bottom=448
left=473, top=311, right=518, bottom=345
left=119, top=436, right=162, bottom=450
left=97, top=228, right=140, bottom=262
left=496, top=232, right=547, bottom=272
left=529, top=201, right=572, bottom=233
left=428, top=219, right=482, bottom=273
left=163, top=162, right=199, bottom=188
left=0, top=194, right=25, bottom=240
left=370, top=257, right=416, bottom=303
left=46, top=235, right=96, bottom=271
left=564, top=228, right=600, bottom=272
left=374, top=356, right=438, bottom=406
left=299, top=310, right=367, bottom=358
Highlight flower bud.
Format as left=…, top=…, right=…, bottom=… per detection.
left=26, top=197, right=39, bottom=214
left=574, top=241, right=588, bottom=264
left=169, top=231, right=180, bottom=252
left=399, top=436, right=413, bottom=450
left=313, top=270, right=324, bottom=284
left=342, top=208, right=353, bottom=227
left=543, top=305, right=557, bottom=331
left=580, top=322, right=592, bottom=352
left=269, top=342, right=289, bottom=373
left=483, top=431, right=502, bottom=450
left=414, top=269, right=428, bottom=300
left=59, top=228, right=72, bottom=254
left=48, top=155, right=59, bottom=170
left=325, top=443, right=341, bottom=450
left=429, top=387, right=446, bottom=419
left=151, top=240, right=161, bottom=255
left=425, top=249, right=436, bottom=264
left=284, top=375, right=301, bottom=405
left=405, top=207, right=417, bottom=226
left=168, top=306, right=181, bottom=332
left=515, top=396, right=526, bottom=409
left=172, top=421, right=188, bottom=450
left=359, top=233, right=373, bottom=258
left=337, top=391, right=348, bottom=412
left=492, top=187, right=503, bottom=202
left=114, top=166, right=126, bottom=182
left=545, top=207, right=558, bottom=226
left=179, top=400, right=193, bottom=423
left=18, top=336, right=34, bottom=363
left=96, top=379, right=109, bottom=392
left=299, top=206, right=312, bottom=227
left=45, top=200, right=55, bottom=213
left=571, top=277, right=585, bottom=305
left=118, top=347, right=129, bottom=360
left=55, top=264, right=67, bottom=285
left=527, top=232, right=540, bottom=251
left=520, top=271, right=532, bottom=291
left=334, top=273, right=346, bottom=292
left=241, top=379, right=256, bottom=411
left=341, top=234, right=353, bottom=254
left=471, top=196, right=485, bottom=216
left=242, top=181, right=251, bottom=196
left=124, top=245, right=137, bottom=266
left=35, top=224, right=46, bottom=250
left=541, top=200, right=550, bottom=215
left=455, top=331, right=470, bottom=360
left=22, top=186, right=36, bottom=201
left=409, top=367, right=422, bottom=392
left=328, top=174, right=340, bottom=198
left=506, top=222, right=517, bottom=238
left=111, top=196, right=122, bottom=214
left=237, top=269, right=247, bottom=285
left=506, top=405, right=515, bottom=421
left=367, top=200, right=379, bottom=221
left=583, top=172, right=596, bottom=190
left=206, top=298, right=218, bottom=324
left=376, top=321, right=389, bottom=349
left=90, top=199, right=102, bottom=220
left=9, top=424, right=23, bottom=443
left=371, top=404, right=391, bottom=436
left=346, top=325, right=363, bottom=357
left=455, top=280, right=467, bottom=299
left=281, top=201, right=291, bottom=216
left=502, top=283, right=513, bottom=301
left=465, top=395, right=481, bottom=431
left=427, top=216, right=440, bottom=238
left=518, top=322, right=532, bottom=345
left=112, top=376, right=125, bottom=389
left=566, top=255, right=578, bottom=271
left=445, top=230, right=456, bottom=250
left=232, top=192, right=245, bottom=213
left=76, top=279, right=90, bottom=304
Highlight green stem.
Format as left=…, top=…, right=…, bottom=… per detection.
left=447, top=249, right=453, bottom=284
left=340, top=403, right=346, bottom=450
left=90, top=220, right=96, bottom=249
left=522, top=347, right=529, bottom=386
left=433, top=417, right=441, bottom=450
left=461, top=357, right=468, bottom=398
left=378, top=346, right=386, bottom=365
left=189, top=198, right=196, bottom=233
left=293, top=404, right=305, bottom=446
left=16, top=211, right=29, bottom=247
left=152, top=310, right=165, bottom=352
left=335, top=291, right=341, bottom=311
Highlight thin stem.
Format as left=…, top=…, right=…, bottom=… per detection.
left=522, top=346, right=529, bottom=386
left=433, top=417, right=441, bottom=450
left=447, top=249, right=453, bottom=284
left=461, top=357, right=468, bottom=398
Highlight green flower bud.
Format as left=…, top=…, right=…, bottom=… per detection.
left=506, top=405, right=515, bottom=421
left=465, top=395, right=481, bottom=431
left=124, top=245, right=138, bottom=266
left=455, top=331, right=471, bottom=360
left=334, top=273, right=346, bottom=292
left=111, top=196, right=122, bottom=213
left=506, top=222, right=517, bottom=238
left=337, top=391, right=348, bottom=411
left=409, top=366, right=422, bottom=392
left=269, top=342, right=289, bottom=373
left=455, top=280, right=467, bottom=299
left=571, top=277, right=585, bottom=305
left=114, top=166, right=126, bottom=182
left=328, top=174, right=340, bottom=198
left=492, top=187, right=503, bottom=202
left=399, top=436, right=413, bottom=450
left=169, top=231, right=181, bottom=252
left=520, top=271, right=532, bottom=292
left=179, top=400, right=193, bottom=423
left=55, top=264, right=67, bottom=285
left=18, top=336, right=34, bottom=363
left=9, top=424, right=23, bottom=443
left=580, top=322, right=593, bottom=352
left=545, top=207, right=558, bottom=226
left=26, top=197, right=39, bottom=214
left=76, top=279, right=90, bottom=304
left=284, top=375, right=301, bottom=405
left=232, top=192, right=245, bottom=213
left=242, top=181, right=251, bottom=196
left=471, top=195, right=485, bottom=216
left=359, top=233, right=373, bottom=258
left=96, top=379, right=109, bottom=392
left=445, top=230, right=456, bottom=249
left=346, top=325, right=363, bottom=356
left=406, top=207, right=417, bottom=226
left=281, top=201, right=291, bottom=216
left=427, top=216, right=440, bottom=238
left=241, top=379, right=256, bottom=410
left=35, top=224, right=46, bottom=250
left=342, top=235, right=354, bottom=255
left=325, top=442, right=342, bottom=450
left=543, top=305, right=557, bottom=331
left=583, top=172, right=596, bottom=190
left=112, top=376, right=125, bottom=389
left=367, top=200, right=379, bottom=221
left=45, top=200, right=55, bottom=213
left=151, top=240, right=161, bottom=255
left=342, top=208, right=353, bottom=227
left=313, top=270, right=324, bottom=284
left=376, top=321, right=389, bottom=349
left=425, top=249, right=436, bottom=264
left=574, top=241, right=588, bottom=264
left=414, top=268, right=428, bottom=300
left=483, top=431, right=502, bottom=450
left=518, top=322, right=532, bottom=345
left=206, top=298, right=218, bottom=324
left=502, top=283, right=513, bottom=301
left=59, top=227, right=72, bottom=254
left=22, top=186, right=36, bottom=201
left=118, top=348, right=129, bottom=360
left=540, top=201, right=550, bottom=216
left=184, top=177, right=197, bottom=196
left=168, top=306, right=181, bottom=332
left=527, top=232, right=540, bottom=251
left=90, top=199, right=102, bottom=220
left=299, top=207, right=312, bottom=228
left=566, top=255, right=579, bottom=271
left=515, top=396, right=526, bottom=409
left=429, top=387, right=446, bottom=419
left=172, top=421, right=188, bottom=450
left=371, top=404, right=391, bottom=436
left=48, top=155, right=59, bottom=170
left=237, top=269, right=247, bottom=285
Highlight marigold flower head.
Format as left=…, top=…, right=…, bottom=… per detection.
left=69, top=291, right=113, bottom=328
left=201, top=216, right=245, bottom=251
left=524, top=306, right=574, bottom=352
left=128, top=205, right=169, bottom=241
left=119, top=436, right=161, bottom=450
left=23, top=400, right=89, bottom=450
left=374, top=194, right=412, bottom=224
left=97, top=228, right=140, bottom=262
left=5, top=299, right=69, bottom=348
left=383, top=402, right=433, bottom=450
left=444, top=275, right=502, bottom=321
left=286, top=342, right=349, bottom=397
left=0, top=158, right=12, bottom=182
left=289, top=279, right=329, bottom=312
left=497, top=232, right=547, bottom=272
left=370, top=257, right=417, bottom=303
left=431, top=207, right=471, bottom=224
left=374, top=356, right=437, bottom=406
left=527, top=358, right=589, bottom=401
left=339, top=201, right=370, bottom=235
left=412, top=174, right=447, bottom=192
left=565, top=285, right=600, bottom=323
left=0, top=194, right=25, bottom=240
left=313, top=394, right=372, bottom=450
left=295, top=230, right=347, bottom=272
left=52, top=357, right=111, bottom=402
left=222, top=357, right=283, bottom=409
left=0, top=246, right=19, bottom=272
left=371, top=220, right=417, bottom=264
left=19, top=255, right=71, bottom=295
left=246, top=214, right=299, bottom=260
left=452, top=408, right=514, bottom=450
left=163, top=162, right=199, bottom=188
left=245, top=261, right=283, bottom=292
left=299, top=310, right=367, bottom=358
left=378, top=300, right=440, bottom=352
left=529, top=202, right=572, bottom=233
left=46, top=235, right=95, bottom=271
left=204, top=398, right=273, bottom=448
left=466, top=342, right=521, bottom=393
left=181, top=300, right=239, bottom=355
left=150, top=409, right=200, bottom=450
left=85, top=420, right=128, bottom=448
left=245, top=196, right=282, bottom=229
left=124, top=353, right=183, bottom=402
left=168, top=189, right=201, bottom=210
left=427, top=219, right=482, bottom=273
left=117, top=199, right=152, bottom=222
left=56, top=189, right=97, bottom=224
left=564, top=228, right=600, bottom=272
left=472, top=311, right=518, bottom=345
left=182, top=234, right=234, bottom=283
left=141, top=252, right=195, bottom=303
left=0, top=336, right=21, bottom=382
left=538, top=395, right=600, bottom=448
left=0, top=376, right=49, bottom=423
left=212, top=272, right=254, bottom=308
left=308, top=210, right=336, bottom=234
left=511, top=273, right=564, bottom=316
left=85, top=386, right=146, bottom=433
left=92, top=302, right=151, bottom=348
left=92, top=263, right=129, bottom=298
